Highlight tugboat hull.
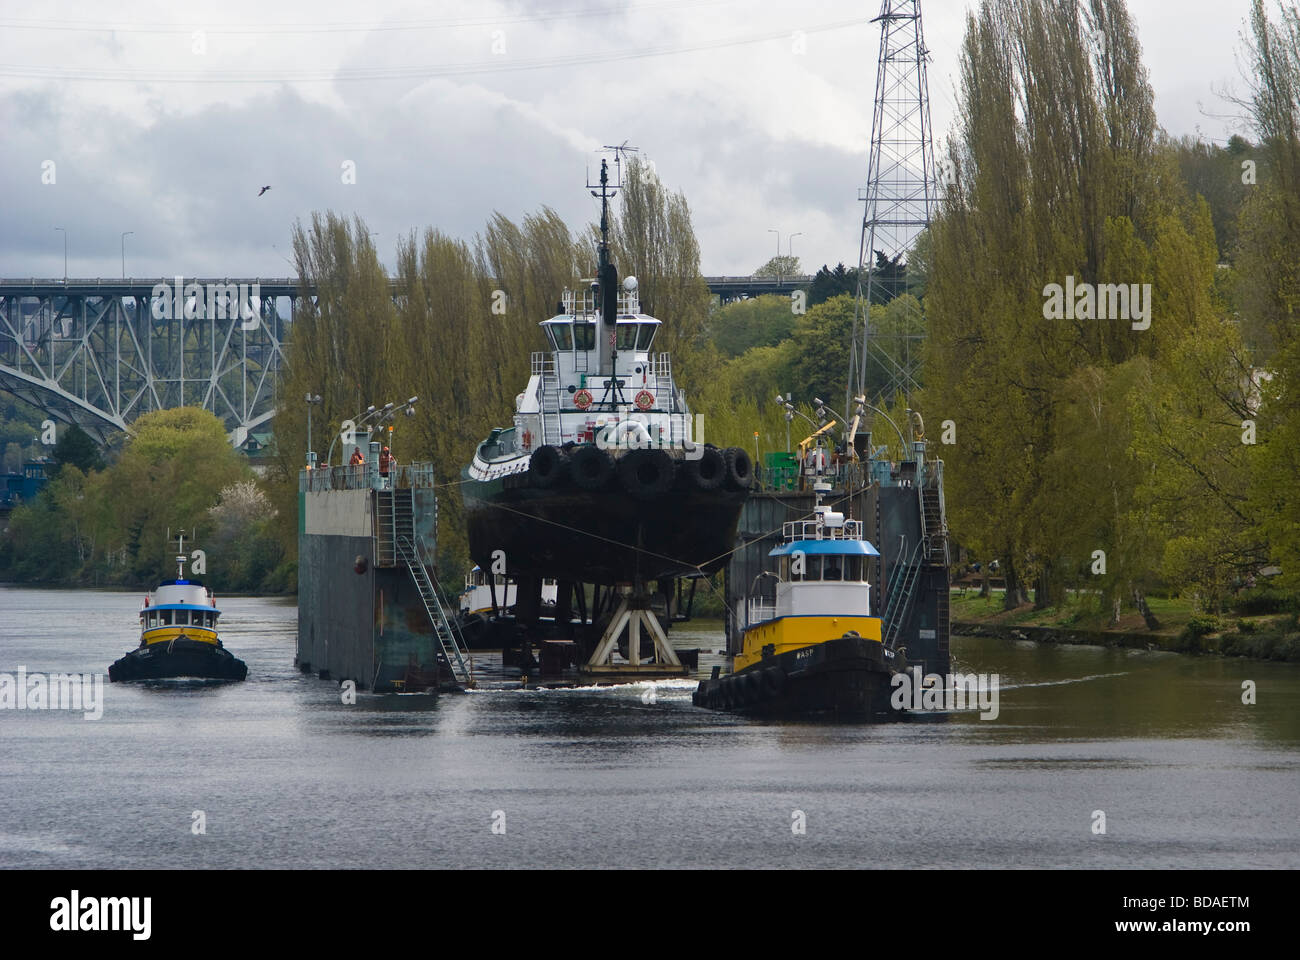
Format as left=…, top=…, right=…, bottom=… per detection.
left=463, top=477, right=747, bottom=585
left=109, top=639, right=248, bottom=682
left=693, top=634, right=902, bottom=720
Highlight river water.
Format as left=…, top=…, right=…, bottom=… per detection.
left=2, top=585, right=1297, bottom=869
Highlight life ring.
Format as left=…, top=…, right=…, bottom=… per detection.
left=634, top=389, right=654, bottom=410
left=573, top=389, right=593, bottom=410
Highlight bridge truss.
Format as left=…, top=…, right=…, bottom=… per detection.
left=0, top=279, right=302, bottom=444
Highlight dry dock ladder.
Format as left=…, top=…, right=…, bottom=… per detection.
left=395, top=534, right=474, bottom=687
left=378, top=488, right=474, bottom=685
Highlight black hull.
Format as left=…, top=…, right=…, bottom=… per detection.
left=462, top=472, right=747, bottom=585
left=692, top=635, right=903, bottom=720
left=109, top=640, right=248, bottom=682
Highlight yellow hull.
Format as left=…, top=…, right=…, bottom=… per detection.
left=736, top=615, right=881, bottom=672
left=142, top=627, right=219, bottom=646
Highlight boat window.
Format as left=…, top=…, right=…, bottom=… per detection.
left=636, top=324, right=656, bottom=350
left=824, top=560, right=843, bottom=581
left=146, top=612, right=156, bottom=628
left=550, top=323, right=573, bottom=351
left=175, top=610, right=188, bottom=625
left=160, top=610, right=172, bottom=626
left=616, top=323, right=638, bottom=351
left=573, top=322, right=596, bottom=351
left=846, top=556, right=863, bottom=581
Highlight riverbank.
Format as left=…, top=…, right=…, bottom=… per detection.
left=951, top=591, right=1300, bottom=663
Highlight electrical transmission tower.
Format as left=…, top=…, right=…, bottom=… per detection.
left=849, top=0, right=941, bottom=408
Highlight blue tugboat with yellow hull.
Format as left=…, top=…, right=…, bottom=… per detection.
left=109, top=541, right=247, bottom=682
left=694, top=478, right=902, bottom=718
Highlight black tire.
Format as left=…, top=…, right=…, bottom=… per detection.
left=684, top=445, right=726, bottom=491
left=617, top=449, right=675, bottom=500
left=743, top=671, right=763, bottom=704
left=529, top=445, right=565, bottom=489
left=719, top=678, right=735, bottom=710
left=723, top=447, right=753, bottom=490
left=569, top=445, right=614, bottom=491
left=762, top=666, right=785, bottom=695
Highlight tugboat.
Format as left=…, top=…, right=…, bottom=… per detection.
left=693, top=474, right=903, bottom=718
left=457, top=566, right=559, bottom=649
left=461, top=150, right=752, bottom=679
left=108, top=537, right=247, bottom=682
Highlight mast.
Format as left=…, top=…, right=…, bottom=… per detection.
left=591, top=158, right=619, bottom=379
left=590, top=142, right=636, bottom=402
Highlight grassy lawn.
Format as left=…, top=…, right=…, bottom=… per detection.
left=949, top=589, right=1198, bottom=635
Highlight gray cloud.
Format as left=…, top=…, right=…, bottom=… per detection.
left=0, top=0, right=1255, bottom=282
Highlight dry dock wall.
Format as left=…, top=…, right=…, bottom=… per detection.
left=297, top=481, right=443, bottom=691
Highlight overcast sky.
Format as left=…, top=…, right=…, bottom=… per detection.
left=0, top=0, right=1262, bottom=282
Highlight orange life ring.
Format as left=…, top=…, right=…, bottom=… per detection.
left=574, top=389, right=593, bottom=410
left=634, top=390, right=654, bottom=410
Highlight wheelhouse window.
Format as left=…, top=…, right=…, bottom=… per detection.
left=636, top=324, right=657, bottom=350
left=616, top=323, right=638, bottom=351
left=176, top=610, right=189, bottom=625
left=573, top=322, right=596, bottom=351
left=160, top=610, right=172, bottom=626
left=548, top=323, right=574, bottom=351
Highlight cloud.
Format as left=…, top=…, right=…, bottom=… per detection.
left=0, top=0, right=1254, bottom=281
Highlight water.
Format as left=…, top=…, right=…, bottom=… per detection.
left=2, top=585, right=1298, bottom=869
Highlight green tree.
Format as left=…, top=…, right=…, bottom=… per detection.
left=52, top=424, right=104, bottom=473
left=754, top=255, right=801, bottom=278
left=709, top=294, right=797, bottom=357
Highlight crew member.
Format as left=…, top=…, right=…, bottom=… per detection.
left=349, top=447, right=364, bottom=467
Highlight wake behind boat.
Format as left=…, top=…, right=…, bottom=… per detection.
left=108, top=538, right=247, bottom=682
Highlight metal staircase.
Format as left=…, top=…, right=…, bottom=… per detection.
left=375, top=490, right=397, bottom=567
left=532, top=352, right=564, bottom=445
left=396, top=534, right=474, bottom=687
left=883, top=539, right=925, bottom=649
left=919, top=483, right=948, bottom=565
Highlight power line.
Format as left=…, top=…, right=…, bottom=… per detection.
left=0, top=0, right=739, bottom=36
left=0, top=18, right=864, bottom=84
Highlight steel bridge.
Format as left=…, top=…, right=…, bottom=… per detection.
left=0, top=274, right=812, bottom=443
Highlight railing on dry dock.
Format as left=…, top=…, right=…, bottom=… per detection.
left=299, top=461, right=438, bottom=493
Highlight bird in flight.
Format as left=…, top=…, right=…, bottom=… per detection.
left=257, top=185, right=272, bottom=197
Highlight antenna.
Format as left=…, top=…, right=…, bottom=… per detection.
left=848, top=0, right=940, bottom=410
left=601, top=140, right=639, bottom=191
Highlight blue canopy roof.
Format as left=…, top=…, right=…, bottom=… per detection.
left=770, top=539, right=880, bottom=557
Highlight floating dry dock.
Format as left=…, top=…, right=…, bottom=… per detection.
left=725, top=439, right=952, bottom=679
left=297, top=447, right=472, bottom=692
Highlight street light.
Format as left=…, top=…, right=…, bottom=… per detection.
left=324, top=397, right=418, bottom=466
left=788, top=232, right=802, bottom=259
left=304, top=393, right=322, bottom=462
left=815, top=394, right=908, bottom=455
left=54, top=227, right=66, bottom=281
left=121, top=231, right=134, bottom=279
